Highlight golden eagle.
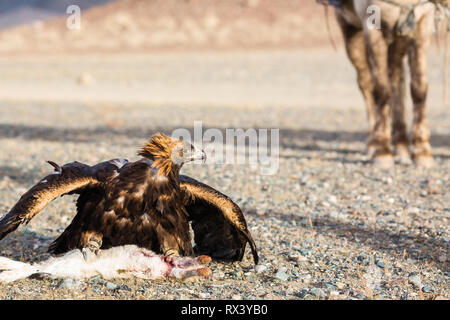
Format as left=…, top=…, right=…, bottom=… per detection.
left=0, top=133, right=258, bottom=264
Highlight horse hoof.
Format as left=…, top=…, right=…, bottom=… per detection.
left=372, top=155, right=395, bottom=169
left=366, top=145, right=376, bottom=158
left=414, top=156, right=434, bottom=168
left=394, top=145, right=412, bottom=165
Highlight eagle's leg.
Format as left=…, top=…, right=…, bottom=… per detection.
left=156, top=223, right=193, bottom=259
left=80, top=231, right=103, bottom=262
left=163, top=248, right=180, bottom=258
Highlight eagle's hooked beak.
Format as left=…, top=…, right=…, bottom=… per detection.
left=193, top=149, right=207, bottom=163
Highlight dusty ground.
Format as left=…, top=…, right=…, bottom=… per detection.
left=0, top=49, right=448, bottom=300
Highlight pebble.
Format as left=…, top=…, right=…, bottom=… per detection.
left=58, top=279, right=83, bottom=290
left=254, top=265, right=267, bottom=273
left=329, top=211, right=339, bottom=219
left=376, top=261, right=385, bottom=268
left=77, top=73, right=96, bottom=86
left=408, top=275, right=422, bottom=288
left=325, top=283, right=337, bottom=290
left=310, top=288, right=326, bottom=298
left=336, top=282, right=345, bottom=290
left=295, top=289, right=309, bottom=298
left=105, top=282, right=119, bottom=290
left=298, top=274, right=311, bottom=284
left=407, top=207, right=420, bottom=214
left=328, top=195, right=337, bottom=204
left=275, top=268, right=290, bottom=282
left=422, top=286, right=432, bottom=293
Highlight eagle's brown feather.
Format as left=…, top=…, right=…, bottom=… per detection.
left=180, top=175, right=259, bottom=264
left=0, top=160, right=122, bottom=241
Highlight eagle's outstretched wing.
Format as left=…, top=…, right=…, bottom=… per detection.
left=0, top=159, right=128, bottom=241
left=179, top=175, right=259, bottom=265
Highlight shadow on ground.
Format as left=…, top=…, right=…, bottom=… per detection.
left=0, top=123, right=449, bottom=147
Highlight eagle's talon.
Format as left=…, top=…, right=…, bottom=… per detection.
left=163, top=249, right=180, bottom=259
left=82, top=247, right=97, bottom=262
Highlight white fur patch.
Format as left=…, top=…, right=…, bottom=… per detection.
left=0, top=245, right=210, bottom=283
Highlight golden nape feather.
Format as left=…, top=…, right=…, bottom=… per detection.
left=0, top=133, right=259, bottom=265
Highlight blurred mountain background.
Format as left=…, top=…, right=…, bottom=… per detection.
left=0, top=0, right=111, bottom=28
left=0, top=0, right=340, bottom=54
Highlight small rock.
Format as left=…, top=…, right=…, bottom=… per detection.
left=286, top=288, right=294, bottom=295
left=310, top=288, right=326, bottom=298
left=325, top=284, right=337, bottom=291
left=408, top=275, right=422, bottom=288
left=295, top=289, right=309, bottom=298
left=275, top=268, right=290, bottom=282
left=255, top=265, right=267, bottom=273
left=298, top=274, right=311, bottom=284
left=58, top=279, right=82, bottom=290
left=422, top=286, right=432, bottom=293
left=336, top=282, right=345, bottom=290
left=256, top=289, right=267, bottom=297
left=328, top=195, right=338, bottom=204
left=329, top=211, right=339, bottom=219
left=232, top=294, right=241, bottom=300
left=376, top=260, right=385, bottom=268
left=407, top=207, right=420, bottom=214
left=384, top=177, right=393, bottom=184
left=105, top=282, right=119, bottom=290
left=77, top=72, right=96, bottom=86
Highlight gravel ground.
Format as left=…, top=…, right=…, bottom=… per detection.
left=0, top=50, right=448, bottom=300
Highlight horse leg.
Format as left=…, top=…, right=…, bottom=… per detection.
left=364, top=27, right=394, bottom=168
left=336, top=14, right=377, bottom=157
left=388, top=38, right=411, bottom=164
left=408, top=15, right=433, bottom=167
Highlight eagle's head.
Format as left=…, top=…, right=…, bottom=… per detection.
left=138, top=133, right=206, bottom=176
